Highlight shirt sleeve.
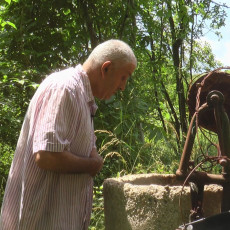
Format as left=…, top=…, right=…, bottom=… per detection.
left=33, top=85, right=78, bottom=154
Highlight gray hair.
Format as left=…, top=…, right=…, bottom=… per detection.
left=85, top=39, right=137, bottom=68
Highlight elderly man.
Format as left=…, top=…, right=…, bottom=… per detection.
left=0, top=39, right=137, bottom=230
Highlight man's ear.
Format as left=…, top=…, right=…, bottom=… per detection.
left=101, top=61, right=111, bottom=78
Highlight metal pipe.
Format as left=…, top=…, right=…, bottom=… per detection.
left=176, top=104, right=209, bottom=177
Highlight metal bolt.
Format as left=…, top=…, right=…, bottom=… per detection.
left=219, top=158, right=228, bottom=167
left=210, top=94, right=220, bottom=104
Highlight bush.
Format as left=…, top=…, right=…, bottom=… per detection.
left=0, top=143, right=14, bottom=204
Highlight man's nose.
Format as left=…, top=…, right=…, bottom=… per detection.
left=119, top=81, right=127, bottom=91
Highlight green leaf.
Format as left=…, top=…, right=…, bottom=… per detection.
left=5, top=0, right=11, bottom=4
left=6, top=21, right=17, bottom=29
left=63, top=9, right=71, bottom=15
left=1, top=21, right=17, bottom=29
left=17, top=80, right=25, bottom=85
left=29, top=83, right=39, bottom=89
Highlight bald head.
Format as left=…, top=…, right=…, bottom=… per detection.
left=84, top=39, right=137, bottom=68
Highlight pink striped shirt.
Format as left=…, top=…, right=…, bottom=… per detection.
left=0, top=65, right=97, bottom=230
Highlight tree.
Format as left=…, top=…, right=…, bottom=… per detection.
left=0, top=1, right=229, bottom=227
left=133, top=0, right=227, bottom=153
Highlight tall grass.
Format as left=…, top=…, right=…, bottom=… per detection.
left=89, top=120, right=222, bottom=229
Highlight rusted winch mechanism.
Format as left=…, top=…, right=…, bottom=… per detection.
left=176, top=68, right=230, bottom=230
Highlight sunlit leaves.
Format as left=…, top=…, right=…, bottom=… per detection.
left=0, top=20, right=16, bottom=29
left=0, top=2, right=229, bottom=228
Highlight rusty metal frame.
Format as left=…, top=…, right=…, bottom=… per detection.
left=176, top=90, right=230, bottom=223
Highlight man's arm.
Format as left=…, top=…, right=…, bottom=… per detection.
left=35, top=148, right=103, bottom=177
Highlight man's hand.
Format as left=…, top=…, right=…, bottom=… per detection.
left=89, top=148, right=104, bottom=177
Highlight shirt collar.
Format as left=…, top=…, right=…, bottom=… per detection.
left=75, top=64, right=98, bottom=116
left=75, top=64, right=94, bottom=103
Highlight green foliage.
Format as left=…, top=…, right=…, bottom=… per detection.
left=0, top=143, right=14, bottom=204
left=89, top=185, right=105, bottom=230
left=0, top=0, right=229, bottom=229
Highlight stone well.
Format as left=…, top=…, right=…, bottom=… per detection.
left=103, top=173, right=222, bottom=230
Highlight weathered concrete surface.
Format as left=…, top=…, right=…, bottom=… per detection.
left=103, top=173, right=222, bottom=230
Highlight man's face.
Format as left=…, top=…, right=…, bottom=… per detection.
left=100, top=62, right=136, bottom=100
